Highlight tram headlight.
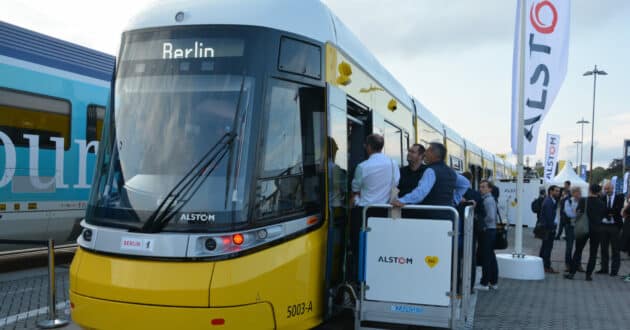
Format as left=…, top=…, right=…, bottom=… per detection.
left=82, top=229, right=93, bottom=242
left=204, top=238, right=217, bottom=251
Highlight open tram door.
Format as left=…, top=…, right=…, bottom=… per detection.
left=324, top=85, right=371, bottom=319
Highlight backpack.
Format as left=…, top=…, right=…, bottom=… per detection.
left=491, top=185, right=500, bottom=202
left=531, top=197, right=543, bottom=214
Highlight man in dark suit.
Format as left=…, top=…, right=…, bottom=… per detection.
left=540, top=185, right=561, bottom=273
left=598, top=182, right=625, bottom=276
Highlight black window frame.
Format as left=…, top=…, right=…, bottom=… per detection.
left=0, top=87, right=72, bottom=150
left=277, top=36, right=322, bottom=80
left=254, top=77, right=325, bottom=223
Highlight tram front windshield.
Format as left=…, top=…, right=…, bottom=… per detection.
left=87, top=28, right=260, bottom=231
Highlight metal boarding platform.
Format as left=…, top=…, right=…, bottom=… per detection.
left=353, top=204, right=474, bottom=329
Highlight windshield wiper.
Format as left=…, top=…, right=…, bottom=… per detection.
left=223, top=74, right=248, bottom=215
left=140, top=74, right=248, bottom=233
left=140, top=133, right=234, bottom=233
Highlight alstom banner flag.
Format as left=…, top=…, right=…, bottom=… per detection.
left=543, top=133, right=560, bottom=181
left=511, top=0, right=570, bottom=154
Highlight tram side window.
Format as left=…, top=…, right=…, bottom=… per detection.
left=86, top=105, right=106, bottom=149
left=382, top=121, right=403, bottom=166
left=0, top=87, right=71, bottom=150
left=256, top=80, right=324, bottom=220
left=278, top=37, right=321, bottom=80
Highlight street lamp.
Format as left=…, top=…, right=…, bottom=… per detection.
left=583, top=65, right=607, bottom=185
left=573, top=140, right=582, bottom=170
left=576, top=118, right=590, bottom=176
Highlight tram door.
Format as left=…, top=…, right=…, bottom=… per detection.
left=324, top=87, right=371, bottom=318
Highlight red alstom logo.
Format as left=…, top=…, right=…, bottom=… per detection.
left=529, top=0, right=558, bottom=34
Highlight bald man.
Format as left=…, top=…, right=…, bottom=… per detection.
left=598, top=182, right=625, bottom=276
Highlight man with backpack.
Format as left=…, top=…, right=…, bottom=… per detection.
left=531, top=188, right=545, bottom=223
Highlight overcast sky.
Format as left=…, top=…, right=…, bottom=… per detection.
left=2, top=0, right=628, bottom=168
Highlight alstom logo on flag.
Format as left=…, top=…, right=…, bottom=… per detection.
left=544, top=133, right=560, bottom=181
left=511, top=0, right=570, bottom=155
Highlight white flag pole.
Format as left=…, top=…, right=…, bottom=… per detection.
left=515, top=0, right=527, bottom=257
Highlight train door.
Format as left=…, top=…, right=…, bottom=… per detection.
left=324, top=87, right=371, bottom=318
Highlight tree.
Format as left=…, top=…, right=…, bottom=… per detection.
left=589, top=159, right=623, bottom=184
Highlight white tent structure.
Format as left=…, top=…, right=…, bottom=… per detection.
left=548, top=162, right=589, bottom=195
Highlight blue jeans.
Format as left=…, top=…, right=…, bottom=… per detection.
left=564, top=224, right=575, bottom=267
left=480, top=229, right=498, bottom=285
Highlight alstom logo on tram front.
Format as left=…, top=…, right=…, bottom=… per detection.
left=180, top=212, right=216, bottom=224
left=378, top=256, right=413, bottom=265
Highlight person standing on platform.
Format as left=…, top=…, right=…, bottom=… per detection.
left=598, top=182, right=625, bottom=276
left=620, top=198, right=630, bottom=281
left=565, top=184, right=606, bottom=281
left=349, top=134, right=399, bottom=281
left=540, top=185, right=561, bottom=273
left=562, top=187, right=581, bottom=272
left=460, top=172, right=481, bottom=292
left=475, top=180, right=499, bottom=290
left=392, top=142, right=466, bottom=208
left=556, top=180, right=571, bottom=240
left=397, top=144, right=427, bottom=197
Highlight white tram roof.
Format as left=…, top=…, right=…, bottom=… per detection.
left=443, top=124, right=464, bottom=146
left=413, top=98, right=443, bottom=132
left=464, top=139, right=482, bottom=156
left=126, top=0, right=413, bottom=110
left=481, top=149, right=495, bottom=163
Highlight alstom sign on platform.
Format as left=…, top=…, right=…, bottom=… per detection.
left=511, top=0, right=570, bottom=155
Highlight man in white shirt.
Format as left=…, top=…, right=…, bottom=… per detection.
left=351, top=134, right=400, bottom=207
left=348, top=134, right=399, bottom=281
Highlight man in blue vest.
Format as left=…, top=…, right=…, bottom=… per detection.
left=392, top=142, right=468, bottom=214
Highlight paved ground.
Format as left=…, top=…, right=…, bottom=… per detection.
left=0, top=266, right=75, bottom=330
left=474, top=227, right=630, bottom=330
left=1, top=227, right=629, bottom=329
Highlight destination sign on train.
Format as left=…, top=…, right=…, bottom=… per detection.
left=123, top=38, right=245, bottom=60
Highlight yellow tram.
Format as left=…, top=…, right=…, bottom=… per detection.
left=69, top=1, right=512, bottom=328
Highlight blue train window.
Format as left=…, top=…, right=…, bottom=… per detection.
left=0, top=87, right=71, bottom=150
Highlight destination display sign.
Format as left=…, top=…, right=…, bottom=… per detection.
left=122, top=38, right=245, bottom=60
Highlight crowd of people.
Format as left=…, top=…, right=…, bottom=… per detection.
left=349, top=133, right=501, bottom=292
left=531, top=179, right=630, bottom=281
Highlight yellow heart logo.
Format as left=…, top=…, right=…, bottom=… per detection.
left=425, top=256, right=439, bottom=268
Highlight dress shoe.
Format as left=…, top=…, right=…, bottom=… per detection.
left=544, top=267, right=558, bottom=274
left=585, top=275, right=593, bottom=281
left=595, top=269, right=608, bottom=274
left=563, top=274, right=574, bottom=280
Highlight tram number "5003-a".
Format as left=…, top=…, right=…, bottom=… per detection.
left=286, top=301, right=313, bottom=318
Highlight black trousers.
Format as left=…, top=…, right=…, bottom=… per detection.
left=598, top=224, right=621, bottom=274
left=570, top=234, right=589, bottom=275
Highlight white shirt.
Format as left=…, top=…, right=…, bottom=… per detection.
left=351, top=153, right=400, bottom=207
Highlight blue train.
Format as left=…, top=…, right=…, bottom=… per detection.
left=0, top=21, right=115, bottom=250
